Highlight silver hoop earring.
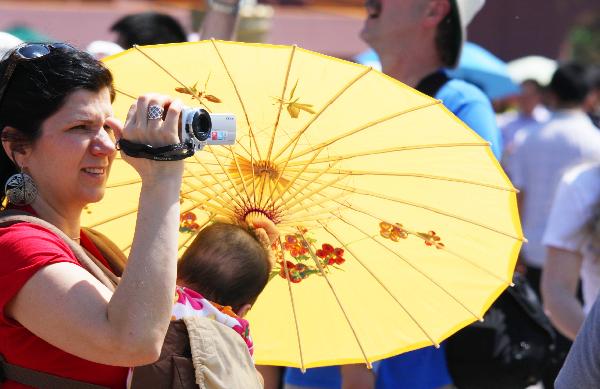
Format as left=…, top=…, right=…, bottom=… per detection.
left=5, top=171, right=37, bottom=206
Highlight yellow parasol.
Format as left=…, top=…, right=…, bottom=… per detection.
left=86, top=40, right=524, bottom=369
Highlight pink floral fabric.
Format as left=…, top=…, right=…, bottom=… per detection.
left=172, top=286, right=254, bottom=355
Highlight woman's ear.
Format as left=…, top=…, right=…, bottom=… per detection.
left=236, top=303, right=252, bottom=318
left=1, top=126, right=31, bottom=168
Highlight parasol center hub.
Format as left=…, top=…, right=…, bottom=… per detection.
left=244, top=210, right=273, bottom=226
left=253, top=160, right=280, bottom=180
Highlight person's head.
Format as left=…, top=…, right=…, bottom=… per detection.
left=361, top=0, right=484, bottom=68
left=583, top=65, right=600, bottom=115
left=177, top=222, right=272, bottom=317
left=517, top=79, right=544, bottom=116
left=547, top=62, right=591, bottom=109
left=0, top=43, right=116, bottom=209
left=110, top=12, right=187, bottom=49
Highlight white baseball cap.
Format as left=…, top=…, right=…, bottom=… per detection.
left=0, top=32, right=23, bottom=60
left=449, top=0, right=485, bottom=68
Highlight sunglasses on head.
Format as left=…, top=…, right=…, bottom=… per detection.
left=0, top=42, right=77, bottom=108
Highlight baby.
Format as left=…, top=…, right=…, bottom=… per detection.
left=129, top=219, right=277, bottom=388
left=174, top=220, right=276, bottom=355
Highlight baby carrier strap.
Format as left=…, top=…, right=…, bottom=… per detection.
left=0, top=209, right=121, bottom=389
left=82, top=227, right=127, bottom=276
left=0, top=210, right=119, bottom=290
left=0, top=354, right=109, bottom=389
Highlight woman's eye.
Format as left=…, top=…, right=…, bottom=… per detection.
left=70, top=125, right=87, bottom=131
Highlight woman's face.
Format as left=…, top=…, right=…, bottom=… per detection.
left=24, top=87, right=117, bottom=211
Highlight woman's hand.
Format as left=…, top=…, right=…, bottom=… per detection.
left=115, top=94, right=184, bottom=181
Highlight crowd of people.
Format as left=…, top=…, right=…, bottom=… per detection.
left=0, top=0, right=599, bottom=388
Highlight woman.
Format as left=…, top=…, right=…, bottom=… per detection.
left=541, top=162, right=600, bottom=340
left=0, top=43, right=183, bottom=388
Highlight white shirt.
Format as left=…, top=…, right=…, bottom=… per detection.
left=543, top=163, right=600, bottom=313
left=508, top=110, right=600, bottom=267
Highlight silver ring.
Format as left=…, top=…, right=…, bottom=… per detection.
left=147, top=105, right=164, bottom=120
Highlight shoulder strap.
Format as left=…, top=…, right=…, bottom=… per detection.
left=415, top=70, right=450, bottom=98
left=0, top=355, right=109, bottom=389
left=82, top=227, right=127, bottom=276
left=0, top=210, right=118, bottom=291
left=0, top=210, right=117, bottom=387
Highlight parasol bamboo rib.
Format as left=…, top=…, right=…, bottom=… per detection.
left=272, top=66, right=373, bottom=162
left=329, top=199, right=514, bottom=285
left=275, top=160, right=341, bottom=208
left=85, top=207, right=139, bottom=228
left=106, top=173, right=195, bottom=189
left=270, top=148, right=326, bottom=206
left=318, top=221, right=439, bottom=346
left=265, top=45, right=297, bottom=164
left=182, top=167, right=236, bottom=205
left=205, top=145, right=247, bottom=203
left=285, top=142, right=491, bottom=167
left=279, top=237, right=306, bottom=371
left=133, top=45, right=190, bottom=91
left=191, top=154, right=245, bottom=209
left=335, top=214, right=484, bottom=322
left=296, top=228, right=373, bottom=368
left=283, top=168, right=518, bottom=193
left=283, top=173, right=351, bottom=210
left=131, top=46, right=224, bottom=115
left=263, top=67, right=373, bottom=208
left=227, top=145, right=251, bottom=201
left=259, top=45, right=297, bottom=209
left=178, top=215, right=214, bottom=251
left=85, top=186, right=196, bottom=229
left=279, top=206, right=342, bottom=225
left=209, top=40, right=261, bottom=204
left=183, top=167, right=241, bottom=211
left=114, top=87, right=136, bottom=100
left=180, top=193, right=237, bottom=217
left=282, top=100, right=441, bottom=163
left=283, top=192, right=350, bottom=217
left=117, top=201, right=204, bottom=252
left=325, top=182, right=525, bottom=242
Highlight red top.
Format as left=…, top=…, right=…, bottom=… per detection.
left=0, top=210, right=128, bottom=388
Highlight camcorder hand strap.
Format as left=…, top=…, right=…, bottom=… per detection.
left=117, top=138, right=195, bottom=161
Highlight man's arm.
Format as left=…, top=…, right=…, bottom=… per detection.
left=198, top=0, right=241, bottom=40
left=341, top=364, right=375, bottom=389
left=541, top=246, right=585, bottom=340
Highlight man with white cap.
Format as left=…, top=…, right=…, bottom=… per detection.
left=281, top=3, right=501, bottom=389
left=360, top=1, right=500, bottom=388
left=361, top=0, right=502, bottom=160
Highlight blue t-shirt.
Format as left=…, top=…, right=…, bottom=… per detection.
left=283, top=73, right=502, bottom=389
left=436, top=77, right=503, bottom=159
left=285, top=366, right=341, bottom=389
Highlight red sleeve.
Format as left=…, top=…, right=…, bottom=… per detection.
left=0, top=222, right=83, bottom=325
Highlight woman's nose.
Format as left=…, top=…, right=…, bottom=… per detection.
left=90, top=128, right=117, bottom=156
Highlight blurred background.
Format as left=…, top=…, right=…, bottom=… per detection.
left=0, top=0, right=598, bottom=64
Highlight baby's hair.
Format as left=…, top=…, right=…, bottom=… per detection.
left=178, top=222, right=272, bottom=312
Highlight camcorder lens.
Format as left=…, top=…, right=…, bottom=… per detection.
left=192, top=110, right=212, bottom=141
